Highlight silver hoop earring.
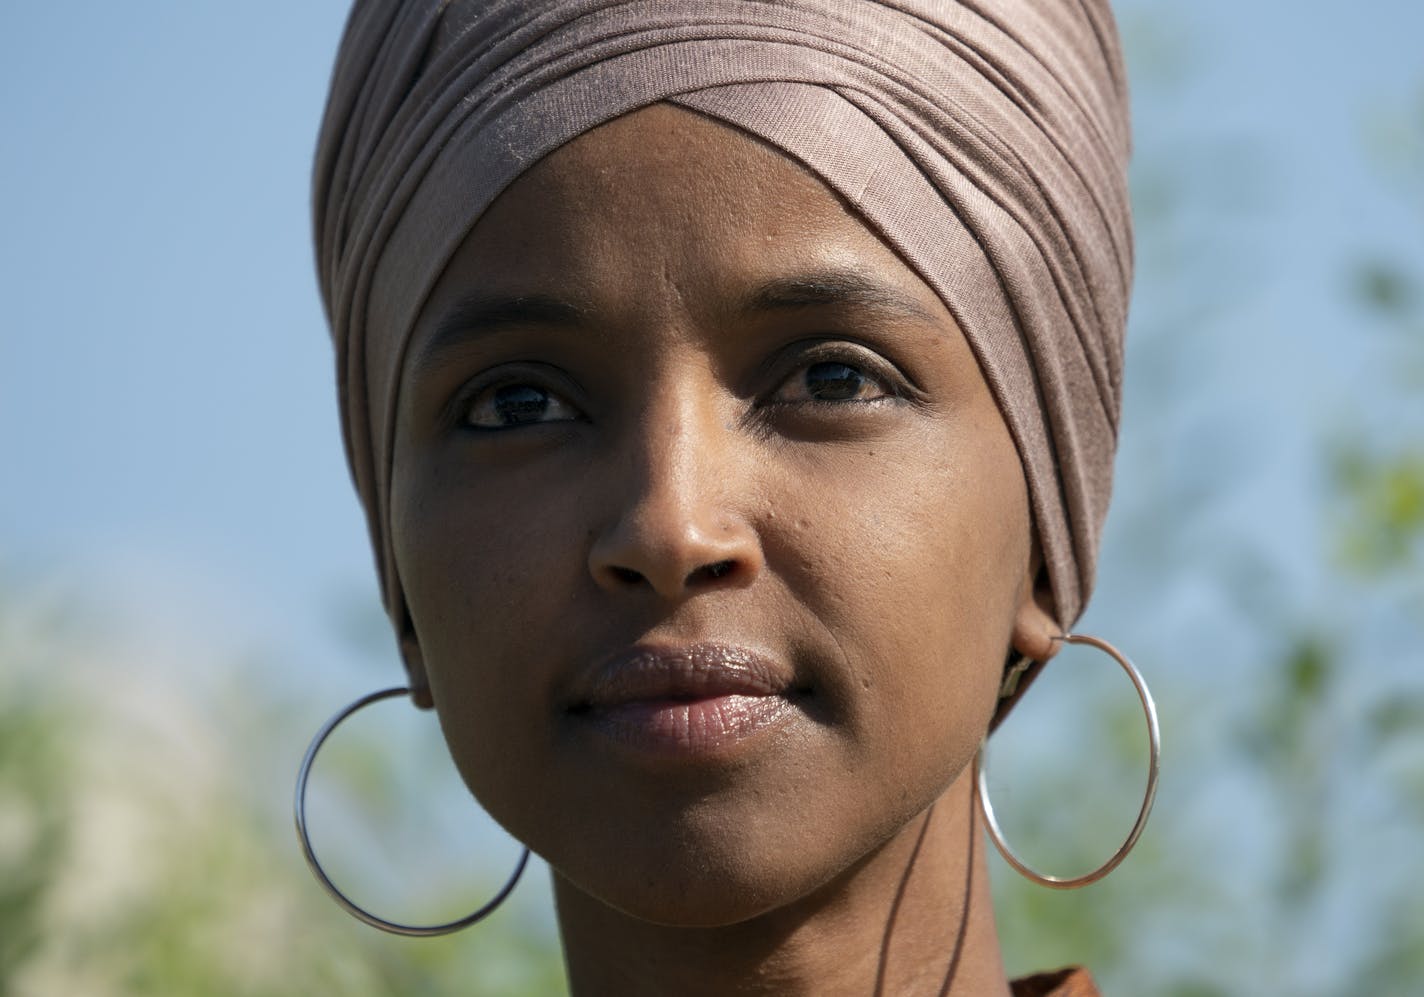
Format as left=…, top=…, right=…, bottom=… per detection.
left=976, top=633, right=1160, bottom=890
left=294, top=686, right=530, bottom=936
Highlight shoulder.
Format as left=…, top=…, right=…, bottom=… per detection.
left=1010, top=966, right=1102, bottom=997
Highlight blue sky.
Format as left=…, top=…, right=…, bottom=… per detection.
left=2, top=2, right=364, bottom=672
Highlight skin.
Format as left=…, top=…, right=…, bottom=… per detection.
left=389, top=104, right=1061, bottom=996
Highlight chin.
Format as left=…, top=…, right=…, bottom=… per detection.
left=552, top=839, right=823, bottom=929
left=538, top=777, right=924, bottom=931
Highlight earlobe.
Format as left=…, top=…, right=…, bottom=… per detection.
left=397, top=621, right=435, bottom=710
left=1009, top=564, right=1063, bottom=666
left=989, top=562, right=1064, bottom=729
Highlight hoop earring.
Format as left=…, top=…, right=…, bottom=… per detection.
left=976, top=633, right=1160, bottom=890
left=294, top=686, right=530, bottom=936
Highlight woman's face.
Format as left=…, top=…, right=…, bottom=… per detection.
left=391, top=104, right=1049, bottom=926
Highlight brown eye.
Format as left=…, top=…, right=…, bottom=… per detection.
left=464, top=383, right=580, bottom=429
left=775, top=360, right=890, bottom=404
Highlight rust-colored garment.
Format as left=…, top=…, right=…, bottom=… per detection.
left=1011, top=966, right=1101, bottom=996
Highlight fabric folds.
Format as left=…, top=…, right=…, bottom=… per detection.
left=313, top=0, right=1134, bottom=705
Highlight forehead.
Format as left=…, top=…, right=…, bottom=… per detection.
left=498, top=103, right=842, bottom=226
left=438, top=102, right=935, bottom=308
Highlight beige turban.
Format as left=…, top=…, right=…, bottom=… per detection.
left=313, top=0, right=1133, bottom=704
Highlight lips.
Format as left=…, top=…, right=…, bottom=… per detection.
left=564, top=642, right=802, bottom=757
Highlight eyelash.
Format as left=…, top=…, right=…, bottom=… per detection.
left=763, top=343, right=903, bottom=409
left=452, top=343, right=908, bottom=432
left=452, top=370, right=583, bottom=432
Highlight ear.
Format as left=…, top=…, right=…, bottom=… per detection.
left=1010, top=552, right=1063, bottom=666
left=397, top=614, right=435, bottom=710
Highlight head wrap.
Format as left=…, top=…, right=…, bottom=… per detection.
left=313, top=0, right=1133, bottom=705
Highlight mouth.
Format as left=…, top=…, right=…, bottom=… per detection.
left=563, top=642, right=807, bottom=758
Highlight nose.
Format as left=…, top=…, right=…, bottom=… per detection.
left=587, top=388, right=763, bottom=600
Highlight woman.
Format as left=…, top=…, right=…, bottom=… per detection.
left=298, top=1, right=1154, bottom=993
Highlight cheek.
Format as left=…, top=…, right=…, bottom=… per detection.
left=390, top=453, right=583, bottom=813
left=395, top=465, right=547, bottom=641
left=774, top=416, right=1028, bottom=768
left=393, top=439, right=594, bottom=631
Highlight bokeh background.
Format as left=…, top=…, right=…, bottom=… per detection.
left=3, top=1, right=1422, bottom=994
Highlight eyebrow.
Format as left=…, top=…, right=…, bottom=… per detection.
left=409, top=292, right=590, bottom=380
left=740, top=269, right=940, bottom=324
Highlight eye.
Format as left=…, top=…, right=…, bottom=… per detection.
left=462, top=382, right=581, bottom=429
left=771, top=359, right=892, bottom=404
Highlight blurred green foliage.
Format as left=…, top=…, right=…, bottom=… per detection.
left=1333, top=449, right=1424, bottom=575
left=0, top=595, right=565, bottom=996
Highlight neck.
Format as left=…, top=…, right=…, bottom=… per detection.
left=553, top=768, right=1010, bottom=997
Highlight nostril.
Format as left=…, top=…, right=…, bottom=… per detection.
left=609, top=566, right=645, bottom=586
left=688, top=559, right=737, bottom=585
